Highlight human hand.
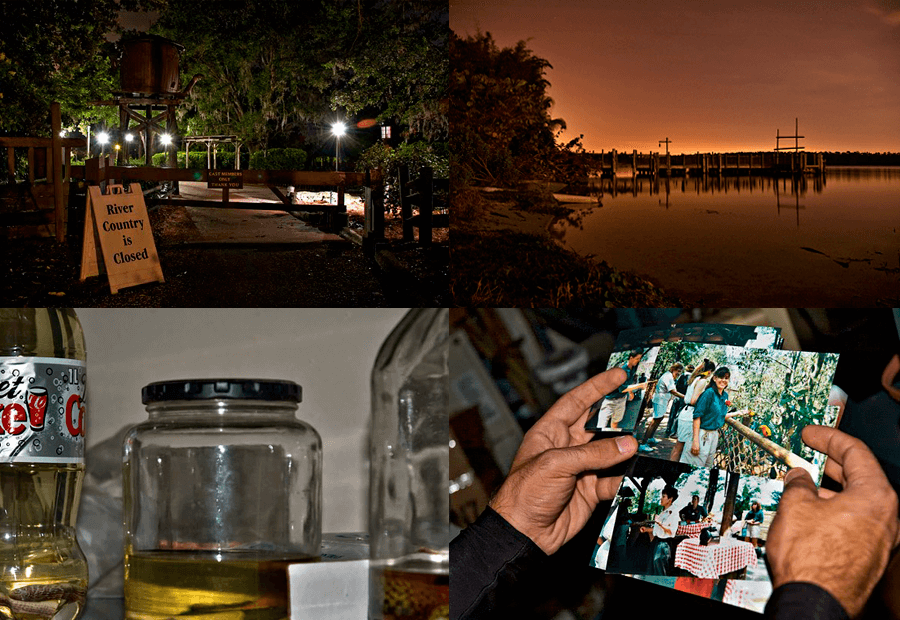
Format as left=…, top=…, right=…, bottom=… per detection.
left=691, top=440, right=700, bottom=456
left=766, top=425, right=900, bottom=617
left=489, top=367, right=638, bottom=555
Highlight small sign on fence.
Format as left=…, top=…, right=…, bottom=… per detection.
left=79, top=183, right=165, bottom=293
left=208, top=170, right=243, bottom=189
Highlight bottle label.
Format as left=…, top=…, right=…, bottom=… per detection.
left=0, top=356, right=85, bottom=464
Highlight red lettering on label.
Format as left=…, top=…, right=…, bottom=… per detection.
left=1, top=403, right=27, bottom=435
left=65, top=394, right=84, bottom=437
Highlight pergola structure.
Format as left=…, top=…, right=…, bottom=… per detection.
left=183, top=135, right=243, bottom=170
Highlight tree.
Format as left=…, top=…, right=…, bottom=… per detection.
left=325, top=0, right=448, bottom=143
left=149, top=0, right=447, bottom=162
left=149, top=0, right=334, bottom=152
left=0, top=0, right=122, bottom=135
left=451, top=32, right=564, bottom=186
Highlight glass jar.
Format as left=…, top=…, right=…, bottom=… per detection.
left=369, top=309, right=449, bottom=620
left=123, top=379, right=321, bottom=620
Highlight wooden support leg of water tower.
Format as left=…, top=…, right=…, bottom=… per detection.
left=167, top=104, right=180, bottom=194
left=144, top=106, right=153, bottom=167
left=118, top=105, right=129, bottom=166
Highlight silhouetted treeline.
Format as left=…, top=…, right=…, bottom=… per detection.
left=818, top=152, right=900, bottom=166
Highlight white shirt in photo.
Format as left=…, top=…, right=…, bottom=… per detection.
left=654, top=371, right=676, bottom=405
left=653, top=505, right=679, bottom=539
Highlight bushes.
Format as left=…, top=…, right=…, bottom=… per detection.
left=356, top=141, right=448, bottom=210
left=249, top=148, right=307, bottom=170
left=144, top=149, right=310, bottom=170
left=149, top=150, right=250, bottom=169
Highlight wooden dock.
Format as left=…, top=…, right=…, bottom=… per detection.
left=587, top=150, right=825, bottom=179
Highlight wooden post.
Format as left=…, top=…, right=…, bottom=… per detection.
left=398, top=164, right=414, bottom=242
left=720, top=470, right=741, bottom=535
left=363, top=174, right=384, bottom=258
left=166, top=105, right=177, bottom=169
left=632, top=149, right=637, bottom=179
left=611, top=149, right=617, bottom=176
left=51, top=103, right=65, bottom=242
left=222, top=187, right=229, bottom=203
left=419, top=166, right=433, bottom=245
left=118, top=105, right=129, bottom=166
left=144, top=106, right=153, bottom=167
left=336, top=185, right=346, bottom=231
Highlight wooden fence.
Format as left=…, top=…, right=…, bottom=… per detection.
left=1, top=103, right=86, bottom=241
left=396, top=165, right=449, bottom=246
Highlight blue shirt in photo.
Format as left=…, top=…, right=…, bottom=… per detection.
left=692, top=387, right=730, bottom=430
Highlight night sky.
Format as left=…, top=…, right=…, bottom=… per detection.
left=451, top=0, right=900, bottom=154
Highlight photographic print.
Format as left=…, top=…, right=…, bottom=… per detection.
left=585, top=324, right=783, bottom=433
left=592, top=456, right=781, bottom=614
left=632, top=342, right=840, bottom=482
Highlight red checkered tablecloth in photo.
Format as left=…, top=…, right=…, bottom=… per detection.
left=674, top=537, right=758, bottom=579
left=724, top=579, right=747, bottom=607
left=675, top=522, right=709, bottom=538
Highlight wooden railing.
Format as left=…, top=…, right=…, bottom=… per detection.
left=1, top=103, right=87, bottom=241
left=397, top=165, right=449, bottom=246
left=715, top=416, right=818, bottom=479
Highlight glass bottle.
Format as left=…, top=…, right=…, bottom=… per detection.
left=369, top=309, right=449, bottom=620
left=0, top=308, right=88, bottom=620
left=123, top=379, right=321, bottom=620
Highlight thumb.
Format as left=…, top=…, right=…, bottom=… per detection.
left=783, top=467, right=819, bottom=500
left=551, top=435, right=637, bottom=476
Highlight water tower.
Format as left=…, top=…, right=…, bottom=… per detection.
left=96, top=35, right=202, bottom=166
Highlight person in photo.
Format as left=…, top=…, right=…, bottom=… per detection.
left=639, top=362, right=684, bottom=452
left=639, top=484, right=680, bottom=575
left=666, top=363, right=693, bottom=438
left=587, top=349, right=645, bottom=429
left=670, top=359, right=715, bottom=462
left=680, top=366, right=747, bottom=468
left=679, top=493, right=711, bottom=524
left=744, top=500, right=765, bottom=552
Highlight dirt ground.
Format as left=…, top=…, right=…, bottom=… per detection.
left=2, top=203, right=448, bottom=307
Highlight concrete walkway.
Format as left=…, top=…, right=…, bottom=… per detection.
left=170, top=182, right=343, bottom=244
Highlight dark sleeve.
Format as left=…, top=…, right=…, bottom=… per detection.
left=764, top=583, right=849, bottom=620
left=450, top=506, right=548, bottom=620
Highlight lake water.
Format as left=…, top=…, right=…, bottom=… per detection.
left=550, top=167, right=900, bottom=305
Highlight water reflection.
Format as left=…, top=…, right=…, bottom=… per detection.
left=557, top=167, right=900, bottom=305
left=586, top=174, right=826, bottom=202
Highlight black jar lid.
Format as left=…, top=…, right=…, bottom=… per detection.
left=142, top=379, right=301, bottom=404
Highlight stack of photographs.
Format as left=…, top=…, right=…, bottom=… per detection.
left=588, top=324, right=842, bottom=614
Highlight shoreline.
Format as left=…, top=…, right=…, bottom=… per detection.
left=452, top=188, right=682, bottom=306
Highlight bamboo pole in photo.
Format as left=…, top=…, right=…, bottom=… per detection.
left=724, top=416, right=818, bottom=478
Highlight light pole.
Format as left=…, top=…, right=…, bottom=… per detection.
left=331, top=122, right=346, bottom=171
left=97, top=131, right=109, bottom=158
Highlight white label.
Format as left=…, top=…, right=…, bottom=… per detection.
left=289, top=559, right=368, bottom=620
left=0, top=356, right=86, bottom=464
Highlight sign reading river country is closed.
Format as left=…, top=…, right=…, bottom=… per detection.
left=208, top=170, right=243, bottom=189
left=80, top=183, right=165, bottom=293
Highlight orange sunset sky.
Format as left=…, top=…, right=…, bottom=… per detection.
left=451, top=0, right=900, bottom=154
